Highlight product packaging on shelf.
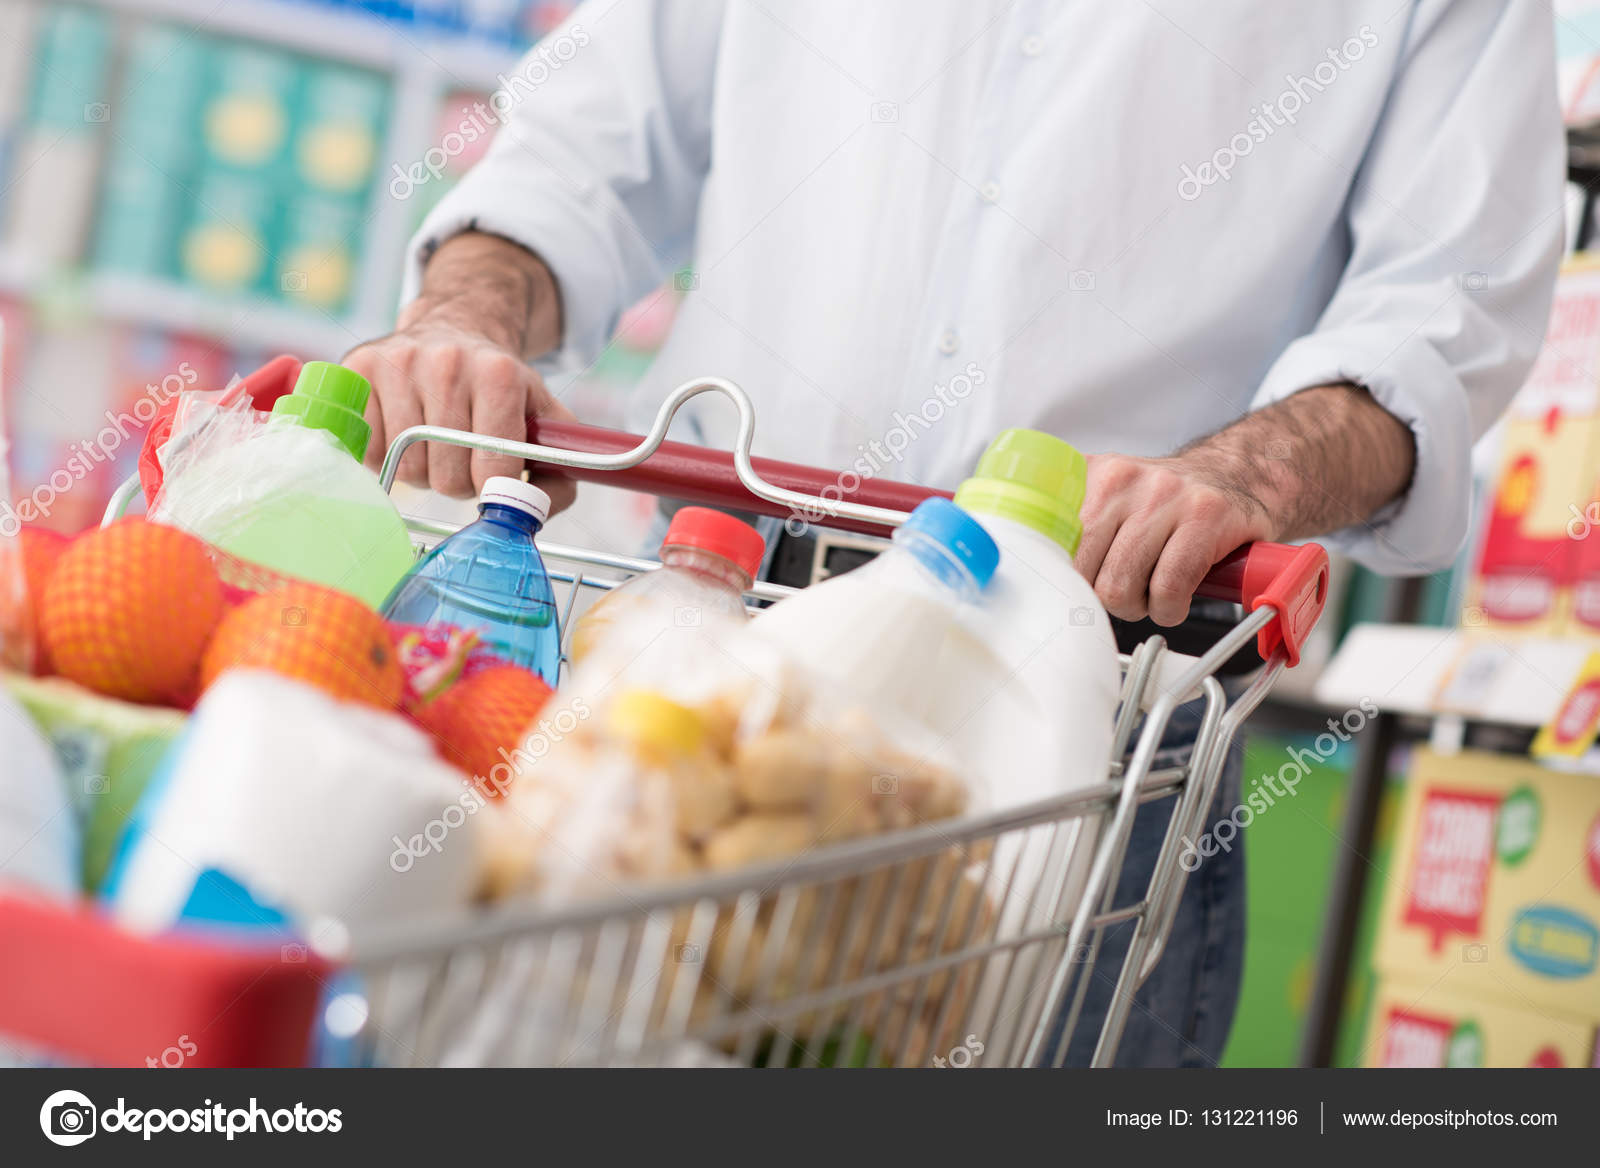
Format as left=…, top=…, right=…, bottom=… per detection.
left=1374, top=747, right=1600, bottom=1020
left=0, top=4, right=111, bottom=269
left=293, top=63, right=388, bottom=198
left=93, top=24, right=210, bottom=280
left=1364, top=973, right=1596, bottom=1068
left=1466, top=257, right=1600, bottom=636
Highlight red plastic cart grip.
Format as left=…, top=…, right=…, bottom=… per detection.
left=0, top=894, right=330, bottom=1067
left=1193, top=541, right=1330, bottom=667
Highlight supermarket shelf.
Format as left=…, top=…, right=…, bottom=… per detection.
left=0, top=255, right=378, bottom=357
left=1313, top=622, right=1593, bottom=729
left=84, top=0, right=524, bottom=90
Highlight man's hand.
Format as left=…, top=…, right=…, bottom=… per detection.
left=344, top=232, right=578, bottom=508
left=1075, top=383, right=1416, bottom=626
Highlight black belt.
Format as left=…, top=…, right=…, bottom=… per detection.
left=766, top=524, right=1265, bottom=676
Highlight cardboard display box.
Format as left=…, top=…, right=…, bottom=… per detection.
left=1364, top=974, right=1595, bottom=1068
left=1375, top=747, right=1600, bottom=1019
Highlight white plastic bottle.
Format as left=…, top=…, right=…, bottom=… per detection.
left=950, top=429, right=1122, bottom=1058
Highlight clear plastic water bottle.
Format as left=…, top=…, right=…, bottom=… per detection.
left=381, top=477, right=561, bottom=684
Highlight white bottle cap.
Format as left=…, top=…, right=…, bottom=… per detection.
left=480, top=476, right=551, bottom=523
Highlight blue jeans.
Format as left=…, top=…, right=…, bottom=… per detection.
left=1050, top=690, right=1248, bottom=1068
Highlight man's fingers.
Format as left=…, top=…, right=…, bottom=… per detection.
left=342, top=346, right=389, bottom=476
left=1146, top=527, right=1220, bottom=627
left=467, top=351, right=537, bottom=491
left=1075, top=455, right=1138, bottom=584
left=1093, top=507, right=1178, bottom=622
left=417, top=346, right=474, bottom=497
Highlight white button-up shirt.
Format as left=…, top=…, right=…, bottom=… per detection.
left=406, top=0, right=1565, bottom=573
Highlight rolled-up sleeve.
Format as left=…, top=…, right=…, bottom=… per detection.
left=403, top=0, right=724, bottom=365
left=1251, top=0, right=1565, bottom=575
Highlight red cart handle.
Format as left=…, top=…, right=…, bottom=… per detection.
left=0, top=894, right=330, bottom=1067
left=523, top=418, right=1329, bottom=666
left=1193, top=541, right=1330, bottom=667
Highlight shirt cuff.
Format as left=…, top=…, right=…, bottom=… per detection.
left=1251, top=326, right=1473, bottom=575
left=400, top=167, right=624, bottom=367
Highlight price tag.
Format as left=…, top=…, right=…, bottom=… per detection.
left=1433, top=641, right=1513, bottom=715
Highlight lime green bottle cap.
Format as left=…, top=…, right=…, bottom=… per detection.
left=953, top=429, right=1088, bottom=556
left=270, top=361, right=373, bottom=461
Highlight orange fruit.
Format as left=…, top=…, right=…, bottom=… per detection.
left=39, top=519, right=223, bottom=704
left=413, top=663, right=555, bottom=797
left=1, top=526, right=71, bottom=674
left=201, top=584, right=403, bottom=708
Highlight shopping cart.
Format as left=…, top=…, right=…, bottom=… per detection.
left=0, top=375, right=1328, bottom=1069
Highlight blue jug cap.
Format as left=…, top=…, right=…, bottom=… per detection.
left=900, top=497, right=998, bottom=589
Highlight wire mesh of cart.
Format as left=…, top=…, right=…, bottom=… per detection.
left=0, top=375, right=1328, bottom=1069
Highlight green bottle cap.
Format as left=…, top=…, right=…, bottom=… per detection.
left=953, top=429, right=1088, bottom=556
left=270, top=361, right=373, bottom=461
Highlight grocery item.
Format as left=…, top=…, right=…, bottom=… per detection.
left=3, top=672, right=187, bottom=892
left=293, top=64, right=388, bottom=197
left=570, top=506, right=764, bottom=667
left=950, top=430, right=1122, bottom=1057
left=201, top=583, right=404, bottom=709
left=15, top=525, right=68, bottom=675
left=92, top=24, right=208, bottom=279
left=750, top=496, right=1000, bottom=745
left=150, top=362, right=418, bottom=609
left=275, top=193, right=362, bottom=310
left=1374, top=747, right=1600, bottom=1020
left=0, top=687, right=77, bottom=897
left=411, top=662, right=555, bottom=795
left=382, top=477, right=561, bottom=684
left=39, top=519, right=223, bottom=706
left=200, top=42, right=299, bottom=174
left=480, top=626, right=981, bottom=1065
left=1365, top=974, right=1596, bottom=1068
left=1466, top=257, right=1600, bottom=634
left=104, top=671, right=484, bottom=936
left=1, top=4, right=110, bottom=268
left=178, top=167, right=275, bottom=294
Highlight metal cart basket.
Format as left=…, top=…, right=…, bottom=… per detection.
left=0, top=376, right=1328, bottom=1069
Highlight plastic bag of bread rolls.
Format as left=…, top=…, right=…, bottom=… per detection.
left=482, top=626, right=973, bottom=898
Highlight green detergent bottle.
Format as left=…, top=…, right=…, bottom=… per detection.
left=164, top=362, right=417, bottom=608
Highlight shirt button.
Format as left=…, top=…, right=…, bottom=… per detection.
left=938, top=329, right=960, bottom=355
left=1021, top=34, right=1043, bottom=56
left=979, top=181, right=1001, bottom=203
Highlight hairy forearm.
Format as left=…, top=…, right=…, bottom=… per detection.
left=1173, top=383, right=1417, bottom=542
left=400, top=231, right=563, bottom=358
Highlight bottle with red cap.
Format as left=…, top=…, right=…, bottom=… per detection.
left=570, top=507, right=766, bottom=667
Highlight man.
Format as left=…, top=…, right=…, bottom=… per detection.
left=348, top=1, right=1563, bottom=1064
